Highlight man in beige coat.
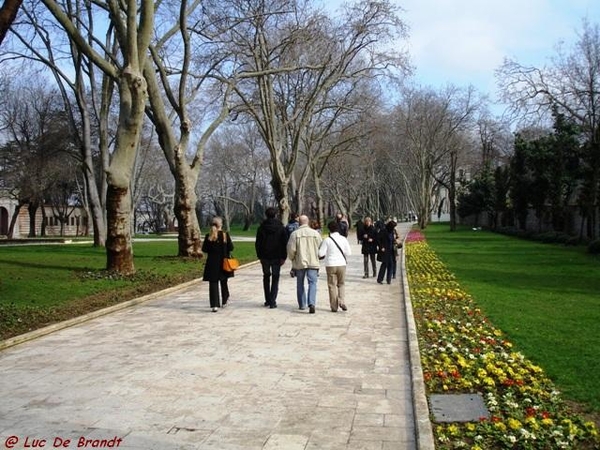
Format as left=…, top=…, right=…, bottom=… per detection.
left=287, top=215, right=323, bottom=313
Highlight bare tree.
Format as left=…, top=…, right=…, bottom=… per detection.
left=391, top=85, right=479, bottom=229
left=4, top=1, right=113, bottom=246
left=132, top=131, right=174, bottom=234
left=41, top=0, right=154, bottom=273
left=497, top=20, right=600, bottom=238
left=218, top=0, right=409, bottom=223
left=201, top=123, right=272, bottom=229
left=143, top=0, right=233, bottom=257
left=0, top=83, right=76, bottom=237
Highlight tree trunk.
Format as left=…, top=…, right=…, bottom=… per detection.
left=86, top=172, right=106, bottom=246
left=7, top=201, right=24, bottom=238
left=449, top=188, right=457, bottom=231
left=0, top=0, right=22, bottom=46
left=174, top=174, right=203, bottom=257
left=104, top=68, right=148, bottom=274
left=105, top=184, right=134, bottom=274
left=27, top=201, right=38, bottom=237
left=449, top=151, right=458, bottom=231
left=79, top=91, right=106, bottom=247
left=243, top=214, right=251, bottom=231
left=313, top=169, right=325, bottom=230
left=41, top=206, right=47, bottom=236
left=272, top=175, right=291, bottom=225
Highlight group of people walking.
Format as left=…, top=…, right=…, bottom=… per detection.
left=201, top=209, right=400, bottom=313
left=357, top=216, right=402, bottom=284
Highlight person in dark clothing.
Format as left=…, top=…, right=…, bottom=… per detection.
left=285, top=212, right=300, bottom=240
left=355, top=218, right=365, bottom=244
left=335, top=212, right=349, bottom=237
left=285, top=212, right=300, bottom=278
left=202, top=216, right=234, bottom=312
left=360, top=217, right=378, bottom=278
left=376, top=220, right=397, bottom=285
left=255, top=207, right=288, bottom=308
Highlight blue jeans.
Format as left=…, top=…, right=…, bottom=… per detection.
left=295, top=268, right=318, bottom=309
left=260, top=259, right=282, bottom=305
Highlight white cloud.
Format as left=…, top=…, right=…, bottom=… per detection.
left=398, top=0, right=600, bottom=94
left=320, top=0, right=600, bottom=101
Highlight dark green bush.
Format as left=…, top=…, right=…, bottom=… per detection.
left=587, top=240, right=600, bottom=254
left=565, top=236, right=580, bottom=246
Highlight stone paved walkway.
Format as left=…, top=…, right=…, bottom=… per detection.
left=0, top=223, right=432, bottom=450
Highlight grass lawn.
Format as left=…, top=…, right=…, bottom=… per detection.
left=423, top=223, right=600, bottom=414
left=0, top=238, right=256, bottom=340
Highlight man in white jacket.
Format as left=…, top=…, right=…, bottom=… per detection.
left=318, top=221, right=352, bottom=312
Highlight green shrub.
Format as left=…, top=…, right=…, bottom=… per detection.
left=565, top=236, right=580, bottom=246
left=587, top=239, right=600, bottom=254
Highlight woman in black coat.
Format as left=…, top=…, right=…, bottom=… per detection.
left=360, top=217, right=378, bottom=278
left=202, top=217, right=234, bottom=312
left=376, top=220, right=396, bottom=285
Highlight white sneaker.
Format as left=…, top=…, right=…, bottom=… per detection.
left=211, top=307, right=218, bottom=312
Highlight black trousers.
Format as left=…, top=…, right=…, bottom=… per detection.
left=261, top=259, right=282, bottom=305
left=209, top=279, right=229, bottom=308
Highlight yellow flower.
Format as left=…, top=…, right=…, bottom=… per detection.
left=541, top=418, right=554, bottom=426
left=483, top=377, right=496, bottom=387
left=456, top=355, right=469, bottom=368
left=524, top=417, right=540, bottom=430
left=494, top=422, right=507, bottom=432
left=508, top=418, right=522, bottom=430
left=584, top=422, right=598, bottom=437
left=447, top=424, right=460, bottom=436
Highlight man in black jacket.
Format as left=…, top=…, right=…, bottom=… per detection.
left=255, top=207, right=288, bottom=308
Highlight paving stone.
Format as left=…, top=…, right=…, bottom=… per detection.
left=263, top=433, right=308, bottom=450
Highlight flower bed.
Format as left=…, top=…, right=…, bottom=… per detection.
left=405, top=230, right=599, bottom=449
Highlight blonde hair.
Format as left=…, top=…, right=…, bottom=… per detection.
left=208, top=216, right=223, bottom=241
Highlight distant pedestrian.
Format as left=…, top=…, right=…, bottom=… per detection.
left=255, top=207, right=288, bottom=309
left=285, top=212, right=300, bottom=278
left=285, top=212, right=300, bottom=241
left=287, top=215, right=322, bottom=313
left=376, top=220, right=396, bottom=285
left=335, top=212, right=349, bottom=237
left=355, top=218, right=364, bottom=244
left=310, top=219, right=322, bottom=234
left=360, top=217, right=378, bottom=278
left=391, top=225, right=403, bottom=279
left=319, top=221, right=352, bottom=312
left=202, top=217, right=234, bottom=312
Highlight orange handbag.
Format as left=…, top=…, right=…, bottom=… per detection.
left=223, top=256, right=240, bottom=272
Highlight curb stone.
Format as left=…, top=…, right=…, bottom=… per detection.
left=401, top=236, right=437, bottom=450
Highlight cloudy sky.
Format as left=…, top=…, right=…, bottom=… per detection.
left=326, top=0, right=599, bottom=107
left=400, top=0, right=599, bottom=99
